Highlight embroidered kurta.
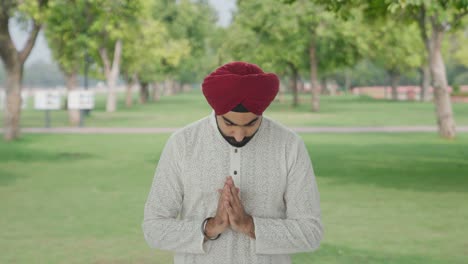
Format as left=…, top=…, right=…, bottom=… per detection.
left=142, top=111, right=323, bottom=264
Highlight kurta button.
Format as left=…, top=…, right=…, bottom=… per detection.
left=235, top=149, right=238, bottom=153
left=234, top=170, right=237, bottom=175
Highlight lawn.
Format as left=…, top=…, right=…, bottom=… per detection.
left=6, top=89, right=468, bottom=128
left=1, top=132, right=467, bottom=263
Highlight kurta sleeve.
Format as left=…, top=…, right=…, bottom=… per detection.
left=252, top=136, right=323, bottom=254
left=142, top=133, right=212, bottom=254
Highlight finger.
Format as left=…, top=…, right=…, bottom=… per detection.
left=225, top=201, right=233, bottom=215
left=224, top=201, right=231, bottom=211
left=226, top=177, right=234, bottom=187
left=225, top=189, right=234, bottom=204
left=223, top=184, right=231, bottom=196
left=230, top=184, right=239, bottom=204
left=230, top=177, right=236, bottom=187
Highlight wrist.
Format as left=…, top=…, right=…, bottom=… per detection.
left=203, top=217, right=221, bottom=239
left=243, top=215, right=255, bottom=238
left=241, top=215, right=252, bottom=234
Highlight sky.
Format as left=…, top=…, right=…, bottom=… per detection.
left=9, top=0, right=236, bottom=66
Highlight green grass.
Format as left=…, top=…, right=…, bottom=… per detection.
left=6, top=89, right=468, bottom=127
left=1, top=133, right=468, bottom=263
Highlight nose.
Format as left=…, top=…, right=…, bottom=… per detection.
left=233, top=130, right=246, bottom=142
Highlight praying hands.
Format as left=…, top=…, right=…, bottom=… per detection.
left=204, top=176, right=256, bottom=240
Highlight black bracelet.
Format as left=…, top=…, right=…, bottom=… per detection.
left=202, top=217, right=221, bottom=240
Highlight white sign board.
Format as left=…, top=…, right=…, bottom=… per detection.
left=68, top=90, right=94, bottom=110
left=34, top=90, right=62, bottom=110
left=21, top=91, right=27, bottom=109
left=0, top=90, right=28, bottom=110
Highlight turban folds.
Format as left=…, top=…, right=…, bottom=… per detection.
left=202, top=61, right=279, bottom=115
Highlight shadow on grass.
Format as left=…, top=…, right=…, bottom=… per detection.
left=0, top=168, right=27, bottom=186
left=308, top=138, right=468, bottom=193
left=0, top=136, right=96, bottom=163
left=293, top=243, right=456, bottom=264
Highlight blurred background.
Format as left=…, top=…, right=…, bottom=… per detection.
left=1, top=0, right=467, bottom=263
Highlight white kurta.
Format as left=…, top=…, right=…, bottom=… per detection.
left=142, top=111, right=323, bottom=264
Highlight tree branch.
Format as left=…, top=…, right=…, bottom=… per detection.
left=17, top=0, right=48, bottom=64
left=18, top=20, right=41, bottom=64
left=0, top=5, right=17, bottom=67
left=452, top=9, right=468, bottom=26
left=99, top=47, right=111, bottom=78
left=417, top=5, right=430, bottom=50
left=111, top=39, right=122, bottom=77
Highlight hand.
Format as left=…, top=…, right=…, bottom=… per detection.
left=204, top=183, right=230, bottom=239
left=223, top=176, right=255, bottom=238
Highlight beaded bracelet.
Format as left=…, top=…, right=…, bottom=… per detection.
left=202, top=217, right=221, bottom=240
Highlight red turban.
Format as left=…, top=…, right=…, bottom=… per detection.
left=202, top=61, right=279, bottom=115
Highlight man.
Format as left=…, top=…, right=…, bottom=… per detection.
left=142, top=61, right=323, bottom=263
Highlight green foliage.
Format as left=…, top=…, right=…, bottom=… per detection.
left=367, top=19, right=423, bottom=75
left=45, top=0, right=90, bottom=74
left=120, top=0, right=190, bottom=83
left=223, top=0, right=365, bottom=81
left=447, top=25, right=468, bottom=67
left=159, top=0, right=220, bottom=83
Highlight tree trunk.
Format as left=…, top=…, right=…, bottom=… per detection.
left=389, top=71, right=400, bottom=101
left=152, top=82, right=161, bottom=102
left=124, top=73, right=136, bottom=108
left=344, top=69, right=352, bottom=95
left=278, top=81, right=286, bottom=104
left=99, top=39, right=122, bottom=113
left=429, top=26, right=456, bottom=138
left=419, top=65, right=431, bottom=101
left=65, top=71, right=80, bottom=126
left=164, top=79, right=174, bottom=96
left=174, top=81, right=181, bottom=94
left=1, top=12, right=42, bottom=141
left=417, top=6, right=432, bottom=102
left=291, top=67, right=298, bottom=107
left=139, top=82, right=149, bottom=104
left=182, top=83, right=192, bottom=92
left=125, top=81, right=133, bottom=108
left=309, top=40, right=320, bottom=112
left=3, top=64, right=23, bottom=140
left=297, top=78, right=304, bottom=92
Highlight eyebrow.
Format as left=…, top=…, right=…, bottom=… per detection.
left=222, top=116, right=259, bottom=126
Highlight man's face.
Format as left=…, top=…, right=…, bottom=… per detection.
left=216, top=112, right=262, bottom=146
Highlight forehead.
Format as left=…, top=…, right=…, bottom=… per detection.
left=219, top=111, right=259, bottom=123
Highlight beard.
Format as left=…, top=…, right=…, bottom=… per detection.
left=215, top=119, right=259, bottom=148
left=221, top=134, right=254, bottom=147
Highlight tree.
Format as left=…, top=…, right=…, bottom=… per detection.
left=87, top=0, right=142, bottom=112
left=223, top=0, right=309, bottom=107
left=45, top=0, right=90, bottom=126
left=317, top=0, right=468, bottom=138
left=383, top=1, right=467, bottom=138
left=120, top=0, right=189, bottom=106
left=146, top=0, right=219, bottom=97
left=367, top=20, right=422, bottom=100
left=0, top=0, right=48, bottom=141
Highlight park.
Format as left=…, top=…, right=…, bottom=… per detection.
left=1, top=0, right=468, bottom=263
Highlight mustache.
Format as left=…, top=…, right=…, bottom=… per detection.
left=224, top=135, right=253, bottom=147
